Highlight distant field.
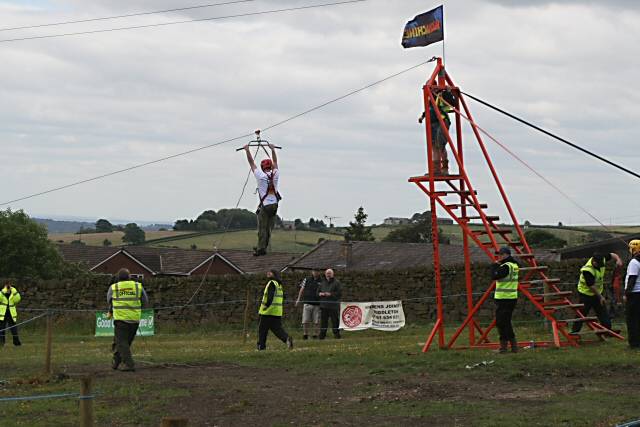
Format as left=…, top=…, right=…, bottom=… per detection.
left=152, top=229, right=346, bottom=253
left=49, top=230, right=190, bottom=246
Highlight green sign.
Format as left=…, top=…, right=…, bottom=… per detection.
left=95, top=310, right=155, bottom=337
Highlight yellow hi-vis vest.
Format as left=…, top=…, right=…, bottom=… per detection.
left=0, top=287, right=21, bottom=321
left=494, top=262, right=519, bottom=300
left=436, top=95, right=453, bottom=126
left=258, top=280, right=283, bottom=317
left=111, top=281, right=143, bottom=322
left=577, top=258, right=605, bottom=296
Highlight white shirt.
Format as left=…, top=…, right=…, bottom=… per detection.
left=625, top=258, right=640, bottom=293
left=254, top=168, right=279, bottom=206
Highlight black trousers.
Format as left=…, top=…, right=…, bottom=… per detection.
left=0, top=311, right=21, bottom=345
left=571, top=293, right=611, bottom=333
left=319, top=307, right=341, bottom=339
left=112, top=321, right=139, bottom=368
left=626, top=293, right=640, bottom=348
left=495, top=299, right=516, bottom=342
left=257, top=315, right=288, bottom=350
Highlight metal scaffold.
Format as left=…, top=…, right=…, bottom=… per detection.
left=410, top=58, right=624, bottom=351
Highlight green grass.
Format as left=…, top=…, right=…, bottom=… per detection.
left=48, top=230, right=190, bottom=246
left=3, top=323, right=640, bottom=426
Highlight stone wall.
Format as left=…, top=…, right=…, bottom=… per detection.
left=11, top=259, right=615, bottom=328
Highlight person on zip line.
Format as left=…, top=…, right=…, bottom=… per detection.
left=243, top=143, right=281, bottom=256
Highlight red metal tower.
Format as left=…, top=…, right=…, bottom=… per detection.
left=410, top=58, right=624, bottom=351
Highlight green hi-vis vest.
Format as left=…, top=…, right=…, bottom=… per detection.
left=577, top=258, right=605, bottom=296
left=436, top=95, right=453, bottom=126
left=258, top=280, right=284, bottom=317
left=494, top=262, right=519, bottom=300
left=111, top=281, right=143, bottom=322
left=0, top=287, right=21, bottom=321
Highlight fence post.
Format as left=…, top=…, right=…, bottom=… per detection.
left=44, top=311, right=53, bottom=375
left=243, top=285, right=251, bottom=343
left=79, top=376, right=94, bottom=427
left=161, top=418, right=188, bottom=426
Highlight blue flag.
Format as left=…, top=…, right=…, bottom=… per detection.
left=401, top=5, right=444, bottom=49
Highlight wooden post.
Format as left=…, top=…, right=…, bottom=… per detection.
left=79, top=376, right=94, bottom=427
left=242, top=285, right=251, bottom=343
left=44, top=311, right=53, bottom=375
left=160, top=417, right=188, bottom=427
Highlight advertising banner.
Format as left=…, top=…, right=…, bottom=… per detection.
left=339, top=301, right=405, bottom=331
left=95, top=309, right=155, bottom=337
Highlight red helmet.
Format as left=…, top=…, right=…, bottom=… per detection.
left=260, top=159, right=273, bottom=171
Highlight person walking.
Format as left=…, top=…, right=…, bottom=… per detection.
left=625, top=240, right=640, bottom=349
left=0, top=280, right=22, bottom=347
left=107, top=268, right=148, bottom=372
left=295, top=269, right=322, bottom=340
left=244, top=143, right=281, bottom=256
left=318, top=269, right=342, bottom=340
left=492, top=247, right=519, bottom=354
left=571, top=251, right=623, bottom=335
left=257, top=269, right=293, bottom=351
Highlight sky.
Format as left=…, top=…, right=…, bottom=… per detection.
left=0, top=0, right=638, bottom=227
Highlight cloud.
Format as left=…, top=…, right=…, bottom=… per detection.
left=0, top=0, right=638, bottom=228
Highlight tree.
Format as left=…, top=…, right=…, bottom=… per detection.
left=383, top=211, right=440, bottom=243
left=0, top=209, right=71, bottom=279
left=558, top=221, right=563, bottom=227
left=103, top=239, right=112, bottom=247
left=524, top=229, right=567, bottom=249
left=122, top=223, right=145, bottom=245
left=294, top=218, right=305, bottom=230
left=95, top=219, right=113, bottom=233
left=344, top=207, right=375, bottom=242
left=524, top=220, right=531, bottom=227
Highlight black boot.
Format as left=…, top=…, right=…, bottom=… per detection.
left=510, top=339, right=518, bottom=353
left=499, top=340, right=509, bottom=354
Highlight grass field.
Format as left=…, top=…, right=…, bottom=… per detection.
left=3, top=320, right=639, bottom=426
left=48, top=230, right=190, bottom=246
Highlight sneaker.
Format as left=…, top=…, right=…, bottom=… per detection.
left=312, top=335, right=318, bottom=340
left=286, top=336, right=294, bottom=350
left=13, top=341, right=21, bottom=347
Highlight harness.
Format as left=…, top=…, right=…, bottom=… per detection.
left=258, top=169, right=282, bottom=209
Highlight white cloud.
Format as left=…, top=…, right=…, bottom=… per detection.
left=0, top=0, right=638, bottom=228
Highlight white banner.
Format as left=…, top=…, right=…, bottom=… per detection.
left=339, top=301, right=405, bottom=331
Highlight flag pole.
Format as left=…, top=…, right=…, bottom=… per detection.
left=442, top=4, right=446, bottom=66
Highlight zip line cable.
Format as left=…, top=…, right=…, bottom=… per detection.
left=444, top=97, right=623, bottom=238
left=0, top=0, right=368, bottom=44
left=1, top=58, right=432, bottom=207
left=0, top=0, right=257, bottom=32
left=461, top=91, right=640, bottom=181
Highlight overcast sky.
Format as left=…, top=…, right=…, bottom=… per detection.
left=0, top=0, right=638, bottom=227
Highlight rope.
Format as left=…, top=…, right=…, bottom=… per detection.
left=0, top=312, right=48, bottom=333
left=0, top=392, right=78, bottom=403
left=461, top=91, right=640, bottom=181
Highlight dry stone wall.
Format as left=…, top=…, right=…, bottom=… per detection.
left=11, top=259, right=615, bottom=328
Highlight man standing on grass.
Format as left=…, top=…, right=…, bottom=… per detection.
left=295, top=269, right=322, bottom=340
left=107, top=268, right=148, bottom=372
left=318, top=269, right=343, bottom=340
left=492, top=247, right=519, bottom=354
left=257, top=269, right=293, bottom=351
left=244, top=143, right=281, bottom=257
left=625, top=240, right=640, bottom=349
left=0, top=280, right=21, bottom=347
left=571, top=251, right=622, bottom=335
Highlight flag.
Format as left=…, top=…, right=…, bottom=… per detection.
left=401, top=5, right=444, bottom=49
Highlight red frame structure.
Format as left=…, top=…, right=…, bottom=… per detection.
left=410, top=58, right=624, bottom=351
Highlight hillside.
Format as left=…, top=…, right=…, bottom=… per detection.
left=49, top=230, right=191, bottom=246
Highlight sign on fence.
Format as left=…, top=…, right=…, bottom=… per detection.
left=339, top=301, right=405, bottom=332
left=95, top=310, right=155, bottom=337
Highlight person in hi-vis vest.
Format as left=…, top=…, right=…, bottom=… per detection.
left=571, top=251, right=622, bottom=335
left=491, top=247, right=519, bottom=354
left=107, top=268, right=148, bottom=371
left=0, top=280, right=22, bottom=347
left=257, top=269, right=293, bottom=351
